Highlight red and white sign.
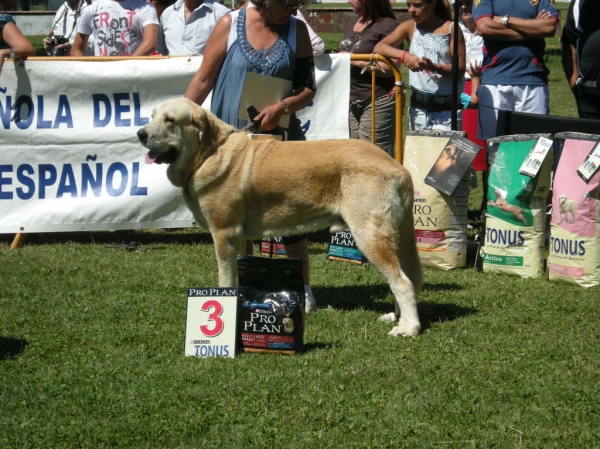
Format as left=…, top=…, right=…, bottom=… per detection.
left=185, top=288, right=239, bottom=358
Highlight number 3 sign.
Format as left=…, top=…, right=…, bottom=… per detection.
left=185, top=288, right=238, bottom=358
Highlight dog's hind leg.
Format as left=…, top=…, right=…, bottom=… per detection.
left=350, top=224, right=421, bottom=337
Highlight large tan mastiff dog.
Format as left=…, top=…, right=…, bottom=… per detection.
left=137, top=98, right=422, bottom=337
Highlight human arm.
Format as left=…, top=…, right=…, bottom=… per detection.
left=294, top=9, right=324, bottom=56
left=184, top=14, right=232, bottom=105
left=560, top=1, right=579, bottom=90
left=421, top=21, right=466, bottom=79
left=156, top=17, right=168, bottom=55
left=561, top=42, right=579, bottom=89
left=0, top=21, right=36, bottom=74
left=254, top=19, right=316, bottom=131
left=70, top=33, right=89, bottom=56
left=344, top=17, right=400, bottom=76
left=466, top=59, right=481, bottom=107
left=132, top=23, right=158, bottom=56
left=373, top=20, right=425, bottom=72
left=476, top=10, right=557, bottom=42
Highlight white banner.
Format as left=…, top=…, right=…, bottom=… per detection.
left=0, top=55, right=349, bottom=233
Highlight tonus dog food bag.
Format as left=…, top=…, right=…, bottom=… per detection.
left=482, top=134, right=553, bottom=278
left=237, top=256, right=305, bottom=354
left=404, top=130, right=472, bottom=270
left=548, top=133, right=600, bottom=288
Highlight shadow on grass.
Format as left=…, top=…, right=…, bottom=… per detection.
left=1, top=229, right=333, bottom=248
left=0, top=230, right=215, bottom=247
left=0, top=337, right=28, bottom=361
left=313, top=283, right=477, bottom=332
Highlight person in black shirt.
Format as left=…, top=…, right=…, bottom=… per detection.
left=561, top=0, right=600, bottom=119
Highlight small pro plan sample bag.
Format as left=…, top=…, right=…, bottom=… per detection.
left=548, top=132, right=600, bottom=288
left=327, top=229, right=367, bottom=264
left=237, top=256, right=305, bottom=354
left=482, top=134, right=553, bottom=278
left=404, top=130, right=471, bottom=270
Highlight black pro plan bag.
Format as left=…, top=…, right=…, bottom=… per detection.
left=237, top=256, right=305, bottom=354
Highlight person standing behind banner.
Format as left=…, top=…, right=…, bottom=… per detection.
left=457, top=0, right=484, bottom=162
left=374, top=0, right=465, bottom=132
left=338, top=0, right=398, bottom=158
left=43, top=0, right=95, bottom=57
left=561, top=0, right=600, bottom=119
left=473, top=0, right=558, bottom=141
left=0, top=14, right=35, bottom=75
left=157, top=0, right=230, bottom=56
left=148, top=0, right=176, bottom=19
left=240, top=0, right=324, bottom=56
left=71, top=0, right=159, bottom=56
left=184, top=0, right=318, bottom=313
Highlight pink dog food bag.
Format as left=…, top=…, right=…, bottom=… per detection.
left=548, top=133, right=600, bottom=288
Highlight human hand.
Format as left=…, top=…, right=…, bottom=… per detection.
left=404, top=52, right=425, bottom=72
left=537, top=9, right=552, bottom=19
left=421, top=56, right=438, bottom=72
left=255, top=103, right=284, bottom=132
left=0, top=48, right=11, bottom=75
left=467, top=59, right=482, bottom=78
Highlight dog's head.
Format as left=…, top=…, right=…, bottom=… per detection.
left=558, top=194, right=567, bottom=205
left=282, top=317, right=294, bottom=334
left=137, top=98, right=234, bottom=186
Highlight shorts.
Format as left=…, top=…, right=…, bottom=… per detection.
left=477, top=84, right=549, bottom=141
left=408, top=106, right=453, bottom=131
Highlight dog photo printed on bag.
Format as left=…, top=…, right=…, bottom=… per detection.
left=404, top=131, right=471, bottom=270
left=482, top=135, right=552, bottom=278
left=548, top=133, right=600, bottom=288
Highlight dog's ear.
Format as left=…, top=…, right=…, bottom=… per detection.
left=192, top=107, right=218, bottom=150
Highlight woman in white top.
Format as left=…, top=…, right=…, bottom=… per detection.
left=374, top=0, right=465, bottom=131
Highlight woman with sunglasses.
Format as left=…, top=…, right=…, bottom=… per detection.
left=185, top=0, right=317, bottom=313
left=338, top=0, right=398, bottom=159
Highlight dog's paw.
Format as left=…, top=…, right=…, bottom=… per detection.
left=387, top=322, right=421, bottom=337
left=378, top=312, right=397, bottom=323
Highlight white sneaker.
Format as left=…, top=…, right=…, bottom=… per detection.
left=304, top=285, right=317, bottom=314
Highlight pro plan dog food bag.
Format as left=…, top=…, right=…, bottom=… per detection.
left=404, top=130, right=471, bottom=270
left=482, top=134, right=553, bottom=278
left=548, top=133, right=600, bottom=288
left=237, top=256, right=305, bottom=354
left=327, top=229, right=367, bottom=264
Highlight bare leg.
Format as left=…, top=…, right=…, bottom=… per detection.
left=245, top=240, right=254, bottom=256
left=284, top=238, right=316, bottom=313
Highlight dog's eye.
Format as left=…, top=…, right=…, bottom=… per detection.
left=164, top=115, right=175, bottom=123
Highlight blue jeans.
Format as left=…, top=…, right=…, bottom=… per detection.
left=408, top=106, right=453, bottom=131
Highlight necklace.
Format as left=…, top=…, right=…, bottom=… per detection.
left=238, top=9, right=289, bottom=72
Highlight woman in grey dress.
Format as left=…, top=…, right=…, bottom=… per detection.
left=184, top=0, right=318, bottom=312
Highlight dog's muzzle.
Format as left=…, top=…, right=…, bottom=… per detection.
left=137, top=128, right=148, bottom=145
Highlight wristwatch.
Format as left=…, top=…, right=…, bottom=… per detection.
left=281, top=99, right=290, bottom=114
left=501, top=15, right=510, bottom=27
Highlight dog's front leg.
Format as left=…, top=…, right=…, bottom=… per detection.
left=213, top=231, right=243, bottom=287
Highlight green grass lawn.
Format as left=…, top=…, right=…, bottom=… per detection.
left=1, top=34, right=596, bottom=448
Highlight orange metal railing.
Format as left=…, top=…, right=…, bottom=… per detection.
left=350, top=53, right=405, bottom=164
